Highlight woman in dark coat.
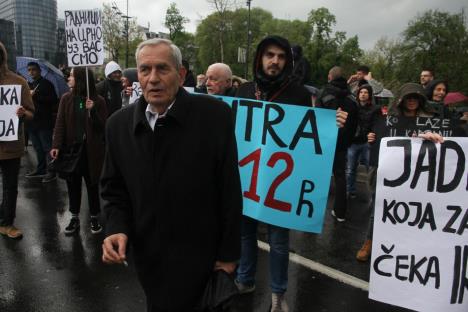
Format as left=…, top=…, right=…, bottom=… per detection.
left=50, top=67, right=107, bottom=235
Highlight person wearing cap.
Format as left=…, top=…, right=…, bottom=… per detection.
left=96, top=61, right=123, bottom=116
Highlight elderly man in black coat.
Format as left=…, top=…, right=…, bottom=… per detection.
left=101, top=38, right=242, bottom=312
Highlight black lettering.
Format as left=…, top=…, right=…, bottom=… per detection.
left=418, top=203, right=437, bottom=231
left=409, top=255, right=427, bottom=285
left=395, top=255, right=409, bottom=281
left=382, top=199, right=396, bottom=224
left=407, top=202, right=422, bottom=226
left=240, top=100, right=262, bottom=142
left=424, top=257, right=440, bottom=289
left=289, top=110, right=322, bottom=154
left=9, top=86, right=18, bottom=105
left=0, top=120, right=5, bottom=136
left=457, top=208, right=468, bottom=235
left=384, top=139, right=411, bottom=187
left=230, top=100, right=238, bottom=128
left=0, top=87, right=11, bottom=104
left=436, top=141, right=465, bottom=193
left=5, top=119, right=15, bottom=136
left=410, top=140, right=437, bottom=191
left=451, top=246, right=462, bottom=304
left=373, top=244, right=395, bottom=277
left=457, top=246, right=468, bottom=304
left=296, top=180, right=314, bottom=218
left=443, top=206, right=462, bottom=234
left=394, top=202, right=410, bottom=223
left=262, top=104, right=287, bottom=147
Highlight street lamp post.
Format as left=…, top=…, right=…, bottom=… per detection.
left=245, top=0, right=252, bottom=79
left=112, top=1, right=131, bottom=68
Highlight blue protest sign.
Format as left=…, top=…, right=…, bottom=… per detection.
left=218, top=96, right=338, bottom=233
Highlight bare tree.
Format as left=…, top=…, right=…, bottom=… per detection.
left=207, top=0, right=237, bottom=62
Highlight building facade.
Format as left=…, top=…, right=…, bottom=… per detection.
left=0, top=0, right=57, bottom=64
left=0, top=19, right=16, bottom=70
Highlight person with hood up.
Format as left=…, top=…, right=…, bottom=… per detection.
left=121, top=68, right=138, bottom=107
left=425, top=79, right=451, bottom=119
left=357, top=82, right=441, bottom=262
left=316, top=66, right=358, bottom=222
left=0, top=42, right=34, bottom=239
left=96, top=61, right=123, bottom=116
left=235, top=36, right=348, bottom=312
left=346, top=84, right=378, bottom=199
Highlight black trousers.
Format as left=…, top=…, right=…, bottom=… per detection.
left=65, top=152, right=100, bottom=216
left=332, top=149, right=348, bottom=219
left=0, top=158, right=21, bottom=226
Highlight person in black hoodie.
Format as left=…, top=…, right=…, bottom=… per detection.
left=316, top=66, right=358, bottom=222
left=25, top=62, right=58, bottom=182
left=235, top=36, right=348, bottom=312
left=346, top=84, right=378, bottom=198
left=96, top=61, right=123, bottom=116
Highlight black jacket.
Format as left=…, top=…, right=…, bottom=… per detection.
left=236, top=35, right=311, bottom=106
left=101, top=88, right=242, bottom=310
left=29, top=77, right=58, bottom=130
left=316, top=77, right=358, bottom=151
left=96, top=79, right=123, bottom=116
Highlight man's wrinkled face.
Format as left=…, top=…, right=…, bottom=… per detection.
left=137, top=44, right=185, bottom=110
left=205, top=67, right=231, bottom=95
left=28, top=66, right=41, bottom=80
left=432, top=83, right=447, bottom=102
left=358, top=88, right=370, bottom=103
left=262, top=44, right=286, bottom=78
left=420, top=71, right=433, bottom=86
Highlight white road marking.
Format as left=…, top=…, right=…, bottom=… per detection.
left=257, top=240, right=369, bottom=291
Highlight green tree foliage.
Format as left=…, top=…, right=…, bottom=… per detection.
left=305, top=8, right=362, bottom=86
left=165, top=2, right=189, bottom=41
left=362, top=9, right=468, bottom=94
left=102, top=3, right=140, bottom=67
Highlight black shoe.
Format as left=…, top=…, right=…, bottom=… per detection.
left=25, top=170, right=46, bottom=178
left=42, top=173, right=57, bottom=183
left=65, top=218, right=80, bottom=235
left=90, top=218, right=102, bottom=234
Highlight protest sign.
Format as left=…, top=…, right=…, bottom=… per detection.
left=370, top=115, right=462, bottom=166
left=0, top=85, right=21, bottom=141
left=129, top=82, right=142, bottom=105
left=218, top=96, right=338, bottom=233
left=369, top=137, right=468, bottom=312
left=64, top=10, right=104, bottom=67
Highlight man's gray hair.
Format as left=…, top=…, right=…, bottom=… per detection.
left=328, top=66, right=344, bottom=81
left=207, top=63, right=233, bottom=80
left=135, top=38, right=182, bottom=69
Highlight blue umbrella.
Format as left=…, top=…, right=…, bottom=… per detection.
left=16, top=56, right=70, bottom=98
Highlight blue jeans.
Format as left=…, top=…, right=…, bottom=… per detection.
left=236, top=216, right=289, bottom=294
left=346, top=143, right=369, bottom=194
left=29, top=128, right=53, bottom=174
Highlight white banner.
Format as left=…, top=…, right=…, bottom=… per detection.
left=0, top=85, right=21, bottom=141
left=129, top=82, right=142, bottom=105
left=370, top=137, right=468, bottom=312
left=64, top=10, right=104, bottom=67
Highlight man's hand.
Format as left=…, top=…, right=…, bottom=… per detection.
left=368, top=132, right=376, bottom=143
left=50, top=148, right=59, bottom=159
left=30, top=90, right=36, bottom=96
left=214, top=261, right=237, bottom=274
left=16, top=106, right=26, bottom=118
left=347, top=74, right=359, bottom=84
left=364, top=72, right=373, bottom=81
left=85, top=98, right=94, bottom=110
left=418, top=132, right=444, bottom=143
left=336, top=107, right=348, bottom=128
left=102, top=233, right=128, bottom=264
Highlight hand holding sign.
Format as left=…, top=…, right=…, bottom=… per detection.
left=336, top=107, right=347, bottom=128
left=16, top=106, right=26, bottom=118
left=85, top=98, right=94, bottom=110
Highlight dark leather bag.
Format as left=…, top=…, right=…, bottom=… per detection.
left=48, top=143, right=83, bottom=176
left=195, top=270, right=239, bottom=311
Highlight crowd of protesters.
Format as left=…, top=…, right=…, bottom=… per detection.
left=0, top=34, right=467, bottom=312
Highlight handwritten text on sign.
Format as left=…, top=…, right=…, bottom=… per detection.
left=65, top=10, right=104, bottom=67
left=0, top=85, right=21, bottom=141
left=369, top=137, right=468, bottom=312
left=218, top=96, right=338, bottom=233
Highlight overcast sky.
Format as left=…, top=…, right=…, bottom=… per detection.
left=58, top=0, right=466, bottom=50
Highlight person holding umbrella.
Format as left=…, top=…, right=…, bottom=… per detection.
left=25, top=61, right=58, bottom=182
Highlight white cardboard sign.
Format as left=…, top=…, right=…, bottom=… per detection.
left=370, top=137, right=468, bottom=312
left=64, top=10, right=104, bottom=67
left=0, top=85, right=21, bottom=141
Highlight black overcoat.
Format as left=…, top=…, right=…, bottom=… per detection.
left=101, top=88, right=242, bottom=311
